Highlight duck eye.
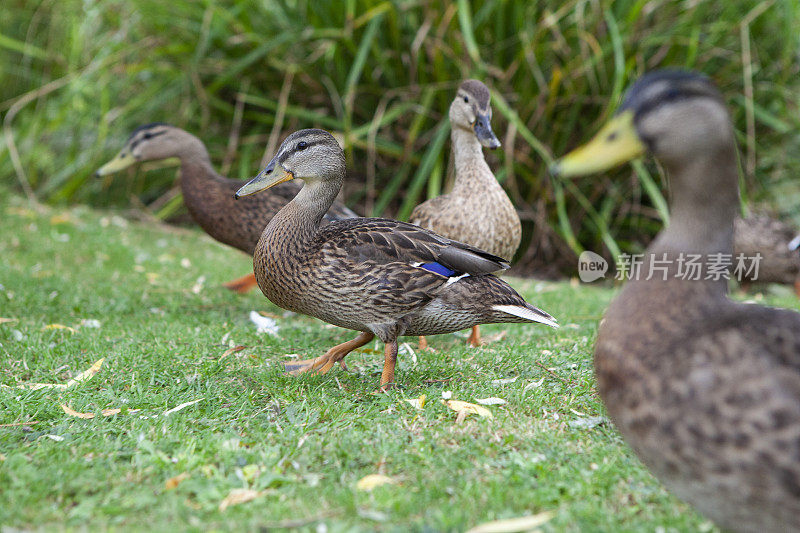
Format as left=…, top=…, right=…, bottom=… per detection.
left=143, top=133, right=152, bottom=140
left=607, top=131, right=618, bottom=142
left=297, top=141, right=308, bottom=150
left=463, top=96, right=469, bottom=103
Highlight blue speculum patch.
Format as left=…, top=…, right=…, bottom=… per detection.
left=418, top=262, right=456, bottom=277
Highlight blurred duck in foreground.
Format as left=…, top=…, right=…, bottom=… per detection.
left=95, top=123, right=356, bottom=292
left=552, top=69, right=800, bottom=533
left=236, top=128, right=557, bottom=391
left=409, top=80, right=521, bottom=348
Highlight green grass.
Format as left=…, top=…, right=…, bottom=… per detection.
left=3, top=0, right=800, bottom=272
left=3, top=190, right=799, bottom=530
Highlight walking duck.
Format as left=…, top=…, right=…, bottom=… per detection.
left=95, top=123, right=357, bottom=292
left=409, top=80, right=521, bottom=348
left=236, top=129, right=557, bottom=390
left=553, top=70, right=800, bottom=532
left=734, top=213, right=800, bottom=295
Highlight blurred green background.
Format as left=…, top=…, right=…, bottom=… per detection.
left=3, top=0, right=799, bottom=274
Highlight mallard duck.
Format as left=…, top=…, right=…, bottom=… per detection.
left=734, top=213, right=800, bottom=295
left=95, top=123, right=357, bottom=292
left=409, top=80, right=521, bottom=348
left=235, top=129, right=557, bottom=390
left=553, top=70, right=800, bottom=532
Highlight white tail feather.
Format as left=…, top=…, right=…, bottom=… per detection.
left=492, top=304, right=559, bottom=328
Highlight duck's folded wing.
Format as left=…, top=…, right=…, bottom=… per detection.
left=316, top=218, right=509, bottom=275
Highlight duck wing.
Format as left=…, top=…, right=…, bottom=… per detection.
left=314, top=217, right=509, bottom=275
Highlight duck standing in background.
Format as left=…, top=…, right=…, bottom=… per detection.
left=553, top=70, right=800, bottom=532
left=236, top=129, right=556, bottom=391
left=95, top=123, right=357, bottom=292
left=409, top=80, right=521, bottom=348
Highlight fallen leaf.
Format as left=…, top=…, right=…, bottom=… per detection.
left=61, top=404, right=140, bottom=419
left=475, top=397, right=507, bottom=406
left=191, top=275, right=205, bottom=294
left=1, top=358, right=105, bottom=390
left=441, top=390, right=452, bottom=400
left=403, top=394, right=426, bottom=410
left=465, top=511, right=554, bottom=533
left=356, top=474, right=395, bottom=491
left=163, top=398, right=203, bottom=416
left=79, top=319, right=102, bottom=329
left=249, top=311, right=279, bottom=336
left=482, top=331, right=508, bottom=343
left=165, top=472, right=190, bottom=490
left=442, top=400, right=493, bottom=419
left=49, top=214, right=73, bottom=225
left=491, top=377, right=518, bottom=386
left=354, top=347, right=383, bottom=355
left=219, top=488, right=263, bottom=511
left=61, top=405, right=94, bottom=419
left=398, top=343, right=417, bottom=364
left=44, top=434, right=65, bottom=442
left=0, top=317, right=18, bottom=324
left=0, top=421, right=39, bottom=428
left=357, top=508, right=389, bottom=521
left=220, top=345, right=246, bottom=359
left=42, top=324, right=77, bottom=333
left=568, top=416, right=607, bottom=430
left=64, top=358, right=105, bottom=387
left=7, top=206, right=37, bottom=217
left=524, top=377, right=545, bottom=391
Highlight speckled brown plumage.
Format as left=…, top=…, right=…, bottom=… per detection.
left=734, top=214, right=800, bottom=287
left=240, top=129, right=557, bottom=389
left=555, top=70, right=800, bottom=532
left=409, top=80, right=521, bottom=261
left=97, top=124, right=356, bottom=256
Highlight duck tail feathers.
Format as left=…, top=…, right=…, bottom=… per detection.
left=492, top=304, right=559, bottom=329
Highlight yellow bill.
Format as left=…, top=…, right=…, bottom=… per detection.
left=95, top=148, right=136, bottom=176
left=552, top=110, right=646, bottom=177
left=235, top=161, right=294, bottom=198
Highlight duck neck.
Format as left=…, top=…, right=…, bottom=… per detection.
left=268, top=178, right=342, bottom=241
left=451, top=127, right=493, bottom=194
left=645, top=142, right=740, bottom=295
left=175, top=133, right=217, bottom=188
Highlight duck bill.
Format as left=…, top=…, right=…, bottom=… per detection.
left=473, top=113, right=501, bottom=149
left=551, top=111, right=646, bottom=177
left=235, top=160, right=294, bottom=199
left=95, top=148, right=135, bottom=177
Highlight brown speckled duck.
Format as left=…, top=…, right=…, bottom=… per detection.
left=553, top=70, right=800, bottom=532
left=95, top=123, right=356, bottom=292
left=236, top=129, right=557, bottom=390
left=409, top=80, right=521, bottom=347
left=734, top=213, right=800, bottom=295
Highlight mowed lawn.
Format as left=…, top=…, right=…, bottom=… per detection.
left=2, top=190, right=798, bottom=531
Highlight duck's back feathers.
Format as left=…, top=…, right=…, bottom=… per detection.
left=316, top=217, right=509, bottom=275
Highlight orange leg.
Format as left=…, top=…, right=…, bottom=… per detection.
left=378, top=340, right=399, bottom=391
left=418, top=336, right=429, bottom=351
left=794, top=278, right=800, bottom=298
left=284, top=332, right=374, bottom=376
left=467, top=325, right=482, bottom=347
left=222, top=272, right=258, bottom=294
